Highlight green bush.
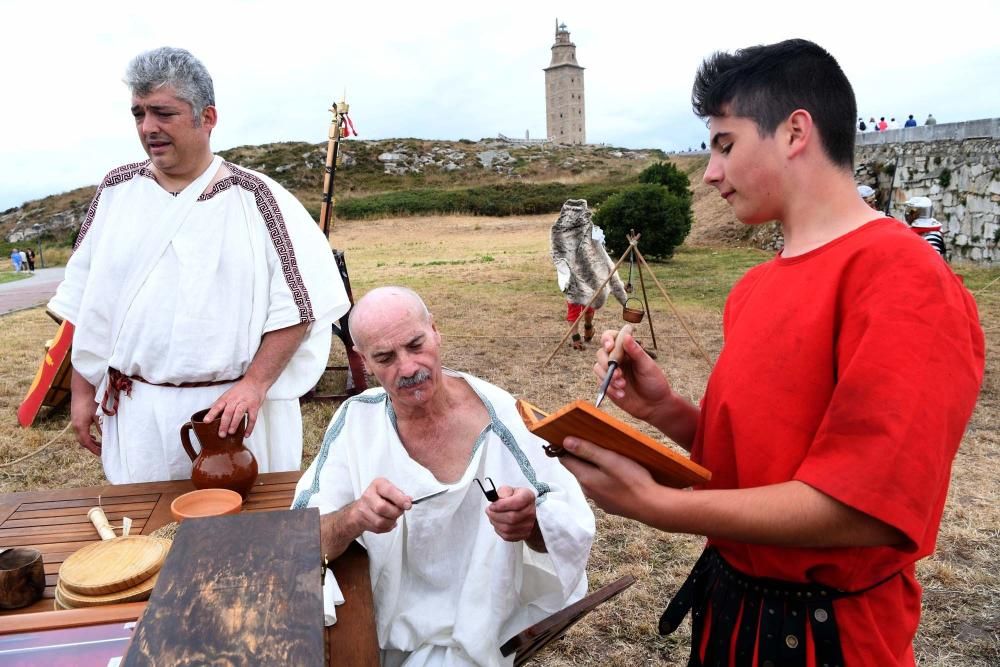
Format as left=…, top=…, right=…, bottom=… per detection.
left=335, top=182, right=625, bottom=219
left=594, top=184, right=692, bottom=260
left=939, top=167, right=952, bottom=189
left=638, top=161, right=691, bottom=200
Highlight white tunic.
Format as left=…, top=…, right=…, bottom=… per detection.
left=49, top=157, right=350, bottom=483
left=293, top=371, right=595, bottom=667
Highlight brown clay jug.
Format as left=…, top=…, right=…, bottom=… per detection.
left=180, top=408, right=259, bottom=499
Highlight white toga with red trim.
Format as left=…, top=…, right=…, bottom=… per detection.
left=49, top=157, right=350, bottom=483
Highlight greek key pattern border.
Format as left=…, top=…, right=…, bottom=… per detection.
left=74, top=161, right=148, bottom=249
left=227, top=163, right=314, bottom=322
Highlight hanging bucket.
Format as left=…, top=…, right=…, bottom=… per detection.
left=622, top=297, right=645, bottom=324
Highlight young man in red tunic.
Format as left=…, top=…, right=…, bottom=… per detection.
left=558, top=39, right=984, bottom=666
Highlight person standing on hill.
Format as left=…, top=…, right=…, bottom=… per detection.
left=49, top=47, right=349, bottom=483
left=559, top=38, right=984, bottom=666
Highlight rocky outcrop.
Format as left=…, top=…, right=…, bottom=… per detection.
left=2, top=195, right=91, bottom=244
left=3, top=139, right=668, bottom=244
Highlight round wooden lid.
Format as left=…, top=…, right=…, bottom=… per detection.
left=59, top=536, right=170, bottom=596
left=55, top=571, right=159, bottom=608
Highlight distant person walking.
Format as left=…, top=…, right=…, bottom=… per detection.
left=25, top=248, right=36, bottom=271
left=10, top=248, right=23, bottom=272
left=19, top=250, right=30, bottom=273
left=904, top=114, right=917, bottom=128
left=904, top=197, right=946, bottom=257
left=925, top=113, right=938, bottom=125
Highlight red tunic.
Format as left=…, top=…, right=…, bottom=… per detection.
left=692, top=218, right=984, bottom=665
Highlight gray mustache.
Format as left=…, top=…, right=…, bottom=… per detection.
left=397, top=369, right=431, bottom=389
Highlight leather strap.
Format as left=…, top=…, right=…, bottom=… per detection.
left=100, top=368, right=242, bottom=416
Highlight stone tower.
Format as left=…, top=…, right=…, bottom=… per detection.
left=544, top=20, right=586, bottom=144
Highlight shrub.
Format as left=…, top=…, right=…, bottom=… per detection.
left=638, top=161, right=691, bottom=200
left=595, top=184, right=692, bottom=260
left=335, top=182, right=625, bottom=219
left=939, top=167, right=952, bottom=189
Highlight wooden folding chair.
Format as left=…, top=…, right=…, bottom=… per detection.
left=499, top=575, right=636, bottom=666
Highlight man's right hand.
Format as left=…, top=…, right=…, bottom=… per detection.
left=594, top=329, right=672, bottom=422
left=348, top=478, right=412, bottom=534
left=593, top=330, right=701, bottom=451
left=70, top=369, right=102, bottom=457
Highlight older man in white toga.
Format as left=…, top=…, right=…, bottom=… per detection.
left=292, top=286, right=595, bottom=667
left=49, top=47, right=349, bottom=483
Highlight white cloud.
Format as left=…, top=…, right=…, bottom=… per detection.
left=1, top=0, right=997, bottom=208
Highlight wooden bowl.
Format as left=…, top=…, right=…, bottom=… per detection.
left=170, top=488, right=243, bottom=523
left=0, top=547, right=45, bottom=609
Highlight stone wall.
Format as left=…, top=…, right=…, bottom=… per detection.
left=854, top=118, right=1000, bottom=263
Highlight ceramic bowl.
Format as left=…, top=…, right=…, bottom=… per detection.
left=170, top=488, right=243, bottom=523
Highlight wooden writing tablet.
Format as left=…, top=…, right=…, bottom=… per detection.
left=518, top=399, right=711, bottom=488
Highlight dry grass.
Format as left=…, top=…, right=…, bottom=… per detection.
left=1, top=214, right=997, bottom=665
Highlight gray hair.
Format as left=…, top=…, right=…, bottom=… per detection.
left=125, top=47, right=215, bottom=123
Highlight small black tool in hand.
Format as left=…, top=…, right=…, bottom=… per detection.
left=475, top=477, right=499, bottom=502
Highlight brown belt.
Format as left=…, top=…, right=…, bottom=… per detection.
left=100, top=368, right=242, bottom=416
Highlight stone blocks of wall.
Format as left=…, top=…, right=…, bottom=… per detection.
left=854, top=122, right=999, bottom=263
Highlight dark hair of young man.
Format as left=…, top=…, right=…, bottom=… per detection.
left=691, top=38, right=857, bottom=171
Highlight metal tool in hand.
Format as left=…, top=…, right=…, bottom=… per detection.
left=475, top=477, right=500, bottom=502
left=595, top=324, right=634, bottom=408
left=411, top=489, right=447, bottom=505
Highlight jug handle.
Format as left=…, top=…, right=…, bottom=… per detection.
left=180, top=423, right=198, bottom=462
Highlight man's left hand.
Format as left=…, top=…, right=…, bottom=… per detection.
left=485, top=486, right=540, bottom=544
left=204, top=379, right=267, bottom=438
left=559, top=436, right=657, bottom=521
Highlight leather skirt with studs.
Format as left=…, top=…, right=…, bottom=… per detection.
left=659, top=547, right=900, bottom=667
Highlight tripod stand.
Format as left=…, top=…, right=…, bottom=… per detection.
left=543, top=232, right=712, bottom=368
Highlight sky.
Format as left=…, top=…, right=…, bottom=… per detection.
left=1, top=0, right=998, bottom=211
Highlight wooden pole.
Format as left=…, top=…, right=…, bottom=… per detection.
left=635, top=246, right=658, bottom=351
left=319, top=98, right=348, bottom=238
left=634, top=248, right=713, bottom=367
left=542, top=236, right=639, bottom=367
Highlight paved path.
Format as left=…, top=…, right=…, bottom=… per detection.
left=0, top=267, right=65, bottom=315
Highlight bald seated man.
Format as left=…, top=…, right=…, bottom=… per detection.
left=292, top=286, right=594, bottom=667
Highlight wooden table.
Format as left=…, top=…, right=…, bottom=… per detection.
left=0, top=472, right=379, bottom=666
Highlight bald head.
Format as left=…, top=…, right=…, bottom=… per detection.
left=349, top=286, right=432, bottom=352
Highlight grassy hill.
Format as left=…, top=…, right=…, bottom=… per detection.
left=1, top=138, right=746, bottom=260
